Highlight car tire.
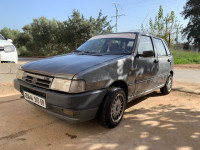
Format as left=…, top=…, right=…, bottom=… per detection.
left=99, top=87, right=126, bottom=128
left=160, top=74, right=173, bottom=95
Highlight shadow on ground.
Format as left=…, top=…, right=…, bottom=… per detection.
left=48, top=92, right=200, bottom=150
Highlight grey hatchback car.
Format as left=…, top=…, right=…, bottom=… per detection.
left=14, top=32, right=173, bottom=128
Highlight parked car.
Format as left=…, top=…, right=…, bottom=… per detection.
left=14, top=32, right=173, bottom=128
left=0, top=34, right=18, bottom=63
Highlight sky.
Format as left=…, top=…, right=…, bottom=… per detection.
left=0, top=0, right=188, bottom=32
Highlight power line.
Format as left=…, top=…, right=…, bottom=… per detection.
left=111, top=2, right=125, bottom=33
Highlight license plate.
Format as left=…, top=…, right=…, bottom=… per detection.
left=24, top=91, right=46, bottom=108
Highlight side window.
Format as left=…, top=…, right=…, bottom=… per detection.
left=163, top=40, right=171, bottom=55
left=153, top=38, right=167, bottom=56
left=137, top=36, right=153, bottom=55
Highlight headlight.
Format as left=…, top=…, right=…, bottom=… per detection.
left=51, top=78, right=71, bottom=92
left=4, top=45, right=15, bottom=52
left=16, top=69, right=24, bottom=80
left=50, top=78, right=85, bottom=93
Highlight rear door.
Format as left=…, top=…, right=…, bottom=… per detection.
left=153, top=38, right=171, bottom=85
left=133, top=35, right=159, bottom=95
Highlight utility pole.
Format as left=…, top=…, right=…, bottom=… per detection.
left=175, top=27, right=178, bottom=45
left=168, top=32, right=171, bottom=48
left=112, top=3, right=125, bottom=33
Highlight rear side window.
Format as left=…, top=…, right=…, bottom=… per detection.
left=153, top=38, right=167, bottom=56
left=163, top=40, right=171, bottom=55
left=137, top=36, right=153, bottom=55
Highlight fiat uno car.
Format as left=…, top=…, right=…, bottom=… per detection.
left=14, top=32, right=173, bottom=128
left=0, top=34, right=18, bottom=63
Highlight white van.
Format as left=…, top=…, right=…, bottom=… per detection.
left=0, top=34, right=18, bottom=63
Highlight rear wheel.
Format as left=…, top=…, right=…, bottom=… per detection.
left=99, top=87, right=126, bottom=128
left=160, top=75, right=173, bottom=95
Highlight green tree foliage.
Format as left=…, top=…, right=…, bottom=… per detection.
left=17, top=17, right=68, bottom=56
left=0, top=27, right=20, bottom=44
left=181, top=0, right=200, bottom=52
left=141, top=5, right=182, bottom=47
left=64, top=10, right=112, bottom=49
left=14, top=10, right=112, bottom=56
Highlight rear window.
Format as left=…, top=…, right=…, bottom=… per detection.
left=153, top=38, right=167, bottom=56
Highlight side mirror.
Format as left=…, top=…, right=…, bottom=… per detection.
left=7, top=39, right=13, bottom=43
left=142, top=50, right=154, bottom=57
left=137, top=50, right=154, bottom=58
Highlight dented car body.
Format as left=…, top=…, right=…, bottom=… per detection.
left=14, top=32, right=174, bottom=128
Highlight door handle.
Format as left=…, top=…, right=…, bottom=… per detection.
left=154, top=59, right=159, bottom=63
left=168, top=59, right=171, bottom=62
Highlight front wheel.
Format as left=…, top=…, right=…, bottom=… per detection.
left=99, top=87, right=126, bottom=128
left=160, top=75, right=173, bottom=95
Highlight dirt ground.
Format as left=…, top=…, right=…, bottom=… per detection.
left=0, top=89, right=200, bottom=150
left=0, top=83, right=19, bottom=98
left=174, top=64, right=200, bottom=70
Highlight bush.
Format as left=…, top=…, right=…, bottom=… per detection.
left=171, top=49, right=200, bottom=64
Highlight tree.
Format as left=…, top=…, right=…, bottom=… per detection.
left=0, top=27, right=20, bottom=44
left=64, top=10, right=112, bottom=49
left=15, top=10, right=113, bottom=56
left=17, top=17, right=69, bottom=56
left=181, top=0, right=200, bottom=52
left=141, top=5, right=182, bottom=47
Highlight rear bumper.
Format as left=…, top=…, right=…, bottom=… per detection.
left=14, top=79, right=107, bottom=123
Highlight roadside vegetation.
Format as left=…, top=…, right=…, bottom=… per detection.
left=171, top=49, right=200, bottom=64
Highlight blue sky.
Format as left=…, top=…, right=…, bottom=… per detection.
left=0, top=0, right=188, bottom=32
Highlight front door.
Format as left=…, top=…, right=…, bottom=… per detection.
left=133, top=35, right=159, bottom=96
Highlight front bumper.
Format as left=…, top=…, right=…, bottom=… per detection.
left=14, top=79, right=107, bottom=123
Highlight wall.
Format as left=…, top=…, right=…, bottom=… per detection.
left=0, top=63, right=20, bottom=97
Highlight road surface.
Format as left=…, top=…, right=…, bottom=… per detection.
left=0, top=90, right=200, bottom=150
left=174, top=69, right=200, bottom=84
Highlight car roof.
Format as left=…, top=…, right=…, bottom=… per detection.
left=97, top=32, right=163, bottom=40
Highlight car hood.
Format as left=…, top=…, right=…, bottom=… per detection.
left=22, top=53, right=122, bottom=79
left=0, top=40, right=13, bottom=47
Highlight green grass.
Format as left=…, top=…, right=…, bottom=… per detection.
left=171, top=49, right=200, bottom=64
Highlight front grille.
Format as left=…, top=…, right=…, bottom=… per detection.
left=0, top=46, right=3, bottom=51
left=23, top=72, right=53, bottom=89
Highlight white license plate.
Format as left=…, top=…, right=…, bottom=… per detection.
left=24, top=91, right=46, bottom=108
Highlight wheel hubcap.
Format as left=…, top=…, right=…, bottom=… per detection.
left=111, top=93, right=125, bottom=123
left=167, top=76, right=172, bottom=92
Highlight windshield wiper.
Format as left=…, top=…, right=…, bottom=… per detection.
left=74, top=50, right=102, bottom=56
left=104, top=52, right=132, bottom=55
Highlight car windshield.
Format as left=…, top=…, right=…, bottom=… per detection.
left=0, top=34, right=5, bottom=40
left=77, top=36, right=135, bottom=55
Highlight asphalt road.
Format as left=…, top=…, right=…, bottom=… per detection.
left=18, top=57, right=41, bottom=62
left=174, top=69, right=200, bottom=84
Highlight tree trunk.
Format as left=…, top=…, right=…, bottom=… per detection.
left=75, top=39, right=77, bottom=49
left=198, top=41, right=200, bottom=53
